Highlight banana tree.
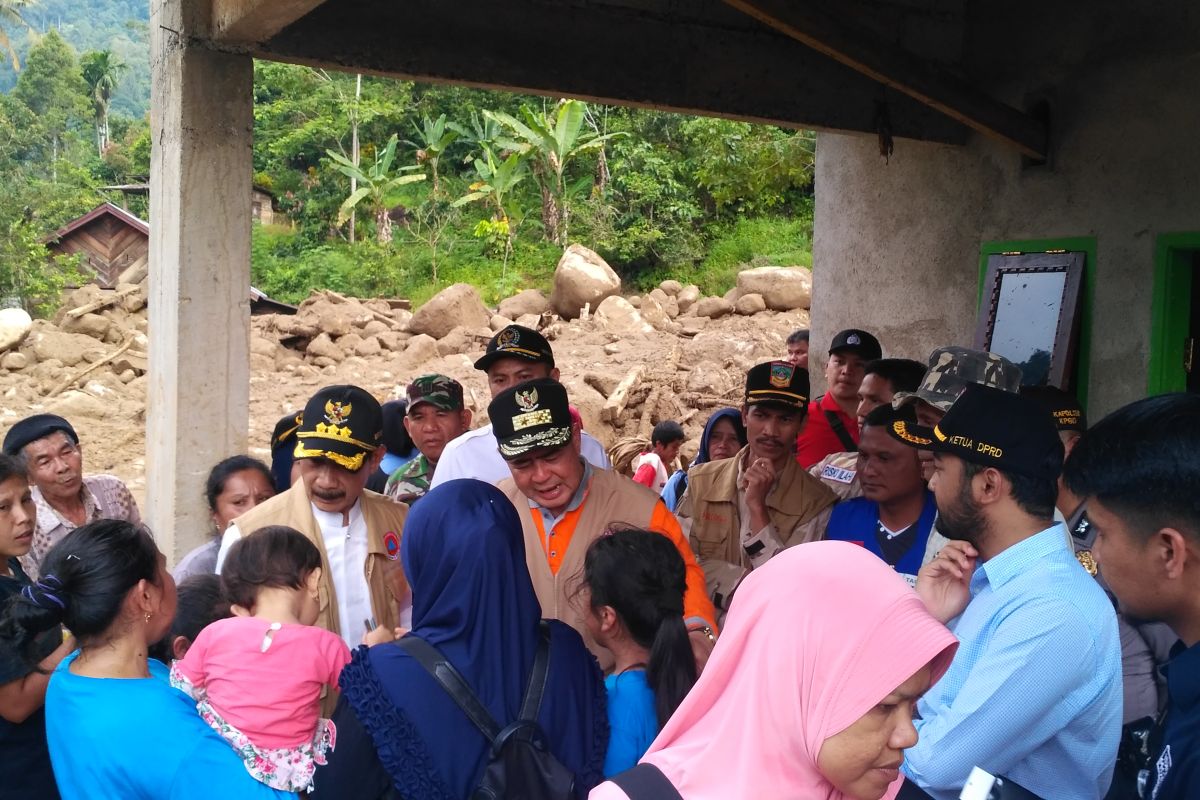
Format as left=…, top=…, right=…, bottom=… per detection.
left=327, top=134, right=425, bottom=244
left=452, top=147, right=528, bottom=270
left=405, top=113, right=457, bottom=196
left=0, top=0, right=32, bottom=72
left=485, top=99, right=624, bottom=245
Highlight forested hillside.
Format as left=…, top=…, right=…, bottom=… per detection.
left=0, top=1, right=815, bottom=314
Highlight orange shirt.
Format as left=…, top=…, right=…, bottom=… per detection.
left=530, top=498, right=718, bottom=633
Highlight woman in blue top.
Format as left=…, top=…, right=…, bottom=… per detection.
left=660, top=408, right=746, bottom=512
left=581, top=528, right=698, bottom=777
left=1, top=518, right=293, bottom=800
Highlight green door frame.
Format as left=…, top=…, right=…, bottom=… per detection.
left=1147, top=232, right=1200, bottom=395
left=978, top=237, right=1097, bottom=408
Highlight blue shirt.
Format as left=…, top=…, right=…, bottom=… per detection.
left=603, top=670, right=658, bottom=778
left=1147, top=641, right=1200, bottom=799
left=902, top=525, right=1123, bottom=800
left=46, top=654, right=294, bottom=800
left=825, top=491, right=938, bottom=586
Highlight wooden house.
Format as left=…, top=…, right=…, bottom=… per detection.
left=46, top=202, right=149, bottom=289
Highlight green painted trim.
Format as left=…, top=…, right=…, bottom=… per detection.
left=1147, top=233, right=1200, bottom=395
left=978, top=237, right=1097, bottom=408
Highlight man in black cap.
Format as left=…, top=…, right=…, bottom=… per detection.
left=2, top=413, right=140, bottom=579
left=216, top=385, right=409, bottom=651
left=676, top=360, right=836, bottom=619
left=490, top=378, right=718, bottom=671
left=430, top=324, right=610, bottom=488
left=795, top=328, right=883, bottom=468
left=889, top=383, right=1122, bottom=800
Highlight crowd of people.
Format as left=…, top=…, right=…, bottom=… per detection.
left=0, top=320, right=1197, bottom=800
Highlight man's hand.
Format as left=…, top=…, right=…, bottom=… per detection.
left=688, top=629, right=716, bottom=675
left=915, top=540, right=979, bottom=623
left=740, top=456, right=776, bottom=514
left=362, top=625, right=403, bottom=647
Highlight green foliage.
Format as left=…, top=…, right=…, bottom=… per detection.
left=0, top=0, right=32, bottom=72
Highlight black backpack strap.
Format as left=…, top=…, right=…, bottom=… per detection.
left=518, top=621, right=552, bottom=723
left=396, top=635, right=502, bottom=741
left=825, top=408, right=858, bottom=452
left=610, top=763, right=683, bottom=800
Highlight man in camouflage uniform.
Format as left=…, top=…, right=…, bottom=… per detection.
left=385, top=375, right=472, bottom=505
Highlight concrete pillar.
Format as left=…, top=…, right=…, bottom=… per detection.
left=148, top=0, right=253, bottom=563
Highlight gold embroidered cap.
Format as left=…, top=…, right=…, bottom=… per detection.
left=474, top=325, right=555, bottom=372
left=744, top=360, right=810, bottom=411
left=293, top=385, right=383, bottom=472
left=489, top=378, right=574, bottom=460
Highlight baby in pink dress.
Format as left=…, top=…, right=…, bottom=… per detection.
left=171, top=525, right=351, bottom=793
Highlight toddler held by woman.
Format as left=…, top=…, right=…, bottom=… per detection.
left=171, top=525, right=351, bottom=792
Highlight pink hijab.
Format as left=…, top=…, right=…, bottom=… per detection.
left=594, top=540, right=957, bottom=800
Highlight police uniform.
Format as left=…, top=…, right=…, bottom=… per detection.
left=385, top=374, right=466, bottom=505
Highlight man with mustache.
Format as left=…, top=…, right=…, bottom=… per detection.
left=384, top=374, right=472, bottom=505
left=891, top=383, right=1122, bottom=800
left=490, top=377, right=719, bottom=670
left=2, top=414, right=140, bottom=580
left=216, top=385, right=409, bottom=651
left=676, top=361, right=836, bottom=618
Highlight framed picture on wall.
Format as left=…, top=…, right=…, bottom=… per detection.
left=974, top=251, right=1085, bottom=389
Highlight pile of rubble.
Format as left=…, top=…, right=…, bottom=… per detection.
left=0, top=244, right=812, bottom=498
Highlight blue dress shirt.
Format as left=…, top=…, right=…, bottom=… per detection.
left=903, top=524, right=1123, bottom=800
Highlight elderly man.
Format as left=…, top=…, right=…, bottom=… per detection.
left=676, top=361, right=836, bottom=617
left=490, top=377, right=718, bottom=670
left=2, top=414, right=140, bottom=579
left=385, top=374, right=472, bottom=505
left=217, top=385, right=409, bottom=649
left=431, top=325, right=610, bottom=488
left=893, top=384, right=1122, bottom=800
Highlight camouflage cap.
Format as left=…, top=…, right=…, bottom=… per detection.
left=406, top=374, right=465, bottom=412
left=893, top=346, right=1022, bottom=413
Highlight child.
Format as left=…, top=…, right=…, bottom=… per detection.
left=632, top=421, right=686, bottom=494
left=170, top=525, right=351, bottom=793
left=0, top=454, right=75, bottom=799
left=580, top=528, right=698, bottom=777
left=149, top=573, right=231, bottom=664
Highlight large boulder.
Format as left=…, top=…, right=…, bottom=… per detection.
left=686, top=361, right=734, bottom=396
left=676, top=284, right=701, bottom=313
left=639, top=295, right=677, bottom=333
left=305, top=333, right=344, bottom=362
left=735, top=293, right=767, bottom=316
left=409, top=283, right=490, bottom=340
left=26, top=323, right=106, bottom=367
left=550, top=245, right=621, bottom=319
left=295, top=295, right=374, bottom=337
left=695, top=296, right=734, bottom=320
left=498, top=289, right=550, bottom=321
left=401, top=333, right=439, bottom=366
left=594, top=296, right=653, bottom=336
left=0, top=308, right=33, bottom=352
left=659, top=279, right=683, bottom=296
left=736, top=266, right=813, bottom=311
left=61, top=312, right=112, bottom=340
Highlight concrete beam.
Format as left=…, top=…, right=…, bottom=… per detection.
left=149, top=0, right=253, bottom=563
left=722, top=0, right=1047, bottom=158
left=213, top=0, right=329, bottom=45
left=250, top=0, right=969, bottom=145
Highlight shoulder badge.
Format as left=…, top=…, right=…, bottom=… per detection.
left=383, top=531, right=401, bottom=561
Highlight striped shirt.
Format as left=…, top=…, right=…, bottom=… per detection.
left=903, top=524, right=1123, bottom=800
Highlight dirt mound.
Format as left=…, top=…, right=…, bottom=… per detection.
left=0, top=261, right=812, bottom=505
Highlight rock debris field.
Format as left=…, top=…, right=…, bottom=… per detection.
left=0, top=245, right=811, bottom=506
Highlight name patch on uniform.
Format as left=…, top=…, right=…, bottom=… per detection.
left=821, top=464, right=856, bottom=484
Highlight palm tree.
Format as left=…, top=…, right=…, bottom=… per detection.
left=0, top=0, right=33, bottom=72
left=81, top=49, right=124, bottom=156
left=327, top=134, right=425, bottom=244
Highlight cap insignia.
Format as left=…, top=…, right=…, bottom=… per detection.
left=497, top=328, right=520, bottom=349
left=325, top=400, right=352, bottom=426
left=515, top=387, right=539, bottom=411
left=769, top=363, right=794, bottom=388
left=847, top=334, right=861, bottom=345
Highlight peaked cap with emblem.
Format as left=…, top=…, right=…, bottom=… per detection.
left=894, top=346, right=1022, bottom=413
left=828, top=328, right=882, bottom=361
left=293, top=385, right=383, bottom=472
left=887, top=382, right=1063, bottom=481
left=489, top=378, right=574, bottom=460
left=744, top=360, right=810, bottom=412
left=474, top=324, right=555, bottom=372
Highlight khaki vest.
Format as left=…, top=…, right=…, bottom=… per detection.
left=232, top=482, right=409, bottom=639
left=681, top=446, right=835, bottom=566
left=498, top=469, right=661, bottom=671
